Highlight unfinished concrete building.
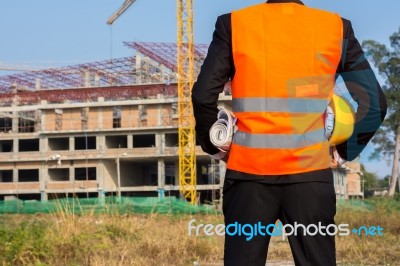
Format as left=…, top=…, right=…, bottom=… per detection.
left=0, top=42, right=361, bottom=202
left=0, top=42, right=230, bottom=203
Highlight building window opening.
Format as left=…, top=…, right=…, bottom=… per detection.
left=48, top=137, right=69, bottom=151
left=0, top=140, right=13, bottom=153
left=133, top=134, right=155, bottom=148
left=165, top=133, right=178, bottom=147
left=105, top=135, right=127, bottom=149
left=18, top=111, right=36, bottom=133
left=113, top=107, right=121, bottom=128
left=49, top=168, right=69, bottom=182
left=75, top=136, right=96, bottom=150
left=18, top=169, right=39, bottom=182
left=19, top=139, right=40, bottom=152
left=17, top=194, right=41, bottom=201
left=165, top=164, right=175, bottom=185
left=0, top=170, right=13, bottom=183
left=75, top=167, right=96, bottom=181
left=0, top=113, right=12, bottom=132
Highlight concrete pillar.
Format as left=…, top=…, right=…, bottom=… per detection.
left=98, top=107, right=103, bottom=130
left=97, top=161, right=104, bottom=191
left=97, top=135, right=105, bottom=151
left=157, top=159, right=165, bottom=187
left=41, top=191, right=48, bottom=202
left=40, top=161, right=48, bottom=193
left=98, top=189, right=105, bottom=206
left=98, top=97, right=104, bottom=130
left=156, top=133, right=163, bottom=156
left=13, top=139, right=18, bottom=160
left=13, top=139, right=18, bottom=153
left=12, top=109, right=18, bottom=133
left=127, top=135, right=133, bottom=149
left=116, top=156, right=121, bottom=198
left=40, top=100, right=47, bottom=132
left=39, top=148, right=48, bottom=200
left=69, top=137, right=75, bottom=151
left=160, top=134, right=165, bottom=155
left=157, top=94, right=163, bottom=126
left=13, top=166, right=18, bottom=182
left=158, top=158, right=165, bottom=199
left=69, top=166, right=74, bottom=182
left=40, top=137, right=48, bottom=153
left=219, top=160, right=226, bottom=184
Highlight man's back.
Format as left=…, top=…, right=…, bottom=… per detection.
left=228, top=3, right=343, bottom=175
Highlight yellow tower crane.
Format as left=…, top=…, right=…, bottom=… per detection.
left=107, top=0, right=197, bottom=204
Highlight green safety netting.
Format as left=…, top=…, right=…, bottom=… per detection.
left=337, top=198, right=400, bottom=212
left=1, top=197, right=398, bottom=215
left=0, top=196, right=219, bottom=215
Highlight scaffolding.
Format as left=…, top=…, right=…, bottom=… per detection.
left=0, top=42, right=208, bottom=95
left=124, top=42, right=208, bottom=73
left=0, top=57, right=137, bottom=92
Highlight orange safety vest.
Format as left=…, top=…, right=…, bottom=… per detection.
left=228, top=3, right=343, bottom=175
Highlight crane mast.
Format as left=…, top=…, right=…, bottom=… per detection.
left=177, top=0, right=196, bottom=204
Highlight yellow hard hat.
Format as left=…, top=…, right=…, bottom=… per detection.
left=327, top=94, right=355, bottom=146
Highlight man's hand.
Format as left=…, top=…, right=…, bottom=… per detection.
left=220, top=151, right=229, bottom=163
left=331, top=146, right=346, bottom=168
left=210, top=150, right=229, bottom=163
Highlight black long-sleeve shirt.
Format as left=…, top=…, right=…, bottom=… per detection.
left=192, top=0, right=387, bottom=183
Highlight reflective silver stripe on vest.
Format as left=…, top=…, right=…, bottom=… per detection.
left=233, top=128, right=326, bottom=149
left=232, top=98, right=328, bottom=113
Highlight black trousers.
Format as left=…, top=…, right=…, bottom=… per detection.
left=222, top=179, right=337, bottom=266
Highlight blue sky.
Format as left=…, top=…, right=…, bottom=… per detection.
left=0, top=0, right=398, bottom=177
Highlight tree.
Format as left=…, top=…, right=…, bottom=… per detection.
left=378, top=175, right=390, bottom=189
left=360, top=164, right=379, bottom=190
left=362, top=28, right=400, bottom=197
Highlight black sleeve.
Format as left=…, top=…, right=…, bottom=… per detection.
left=191, top=14, right=234, bottom=155
left=335, top=18, right=387, bottom=161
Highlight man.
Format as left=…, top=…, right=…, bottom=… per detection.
left=192, top=1, right=387, bottom=265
